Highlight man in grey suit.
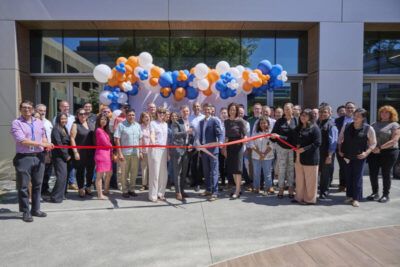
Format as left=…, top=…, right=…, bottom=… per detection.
left=168, top=105, right=193, bottom=201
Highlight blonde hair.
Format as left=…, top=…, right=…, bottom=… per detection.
left=378, top=105, right=398, bottom=122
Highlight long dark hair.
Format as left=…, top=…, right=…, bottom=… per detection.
left=296, top=109, right=315, bottom=131
left=55, top=112, right=68, bottom=137
left=95, top=114, right=110, bottom=135
left=255, top=116, right=270, bottom=133
left=74, top=108, right=86, bottom=124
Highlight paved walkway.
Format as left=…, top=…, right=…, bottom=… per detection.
left=1, top=177, right=400, bottom=267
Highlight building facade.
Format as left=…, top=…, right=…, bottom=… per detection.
left=0, top=0, right=399, bottom=162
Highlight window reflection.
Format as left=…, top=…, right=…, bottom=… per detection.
left=30, top=30, right=63, bottom=73
left=273, top=82, right=299, bottom=108
left=73, top=81, right=100, bottom=113
left=363, top=83, right=371, bottom=122
left=171, top=30, right=204, bottom=70
left=276, top=32, right=307, bottom=74
left=99, top=31, right=134, bottom=68
left=206, top=31, right=240, bottom=67
left=40, top=81, right=67, bottom=119
left=135, top=31, right=169, bottom=69
left=377, top=83, right=400, bottom=115
left=64, top=31, right=98, bottom=73
left=241, top=31, right=275, bottom=68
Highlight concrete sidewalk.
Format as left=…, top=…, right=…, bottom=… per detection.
left=1, top=177, right=400, bottom=267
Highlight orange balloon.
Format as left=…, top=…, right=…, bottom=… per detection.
left=243, top=82, right=253, bottom=92
left=242, top=70, right=251, bottom=81
left=174, top=87, right=186, bottom=101
left=127, top=74, right=138, bottom=84
left=150, top=77, right=159, bottom=87
left=202, top=88, right=212, bottom=96
left=116, top=72, right=126, bottom=82
left=207, top=70, right=220, bottom=83
left=108, top=78, right=119, bottom=87
left=252, top=80, right=262, bottom=88
left=125, top=65, right=133, bottom=75
left=261, top=74, right=270, bottom=85
left=160, top=87, right=171, bottom=97
left=116, top=57, right=127, bottom=66
left=126, top=56, right=139, bottom=69
left=253, top=69, right=262, bottom=76
left=151, top=66, right=162, bottom=78
left=190, top=67, right=195, bottom=74
left=177, top=70, right=188, bottom=81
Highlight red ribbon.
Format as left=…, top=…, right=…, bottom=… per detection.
left=54, top=134, right=297, bottom=151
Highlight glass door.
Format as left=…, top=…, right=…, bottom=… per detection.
left=37, top=80, right=68, bottom=120
left=272, top=80, right=302, bottom=108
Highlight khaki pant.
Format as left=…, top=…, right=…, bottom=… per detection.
left=295, top=161, right=318, bottom=203
left=275, top=145, right=295, bottom=188
left=148, top=148, right=168, bottom=201
left=140, top=153, right=149, bottom=186
left=119, top=154, right=139, bottom=193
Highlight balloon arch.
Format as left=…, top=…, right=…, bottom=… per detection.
left=93, top=52, right=287, bottom=111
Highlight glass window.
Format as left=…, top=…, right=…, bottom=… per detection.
left=72, top=81, right=100, bottom=114
left=206, top=31, right=240, bottom=67
left=64, top=31, right=98, bottom=73
left=364, top=32, right=400, bottom=74
left=273, top=82, right=299, bottom=108
left=377, top=83, right=400, bottom=115
left=170, top=30, right=204, bottom=70
left=363, top=83, right=371, bottom=123
left=40, top=81, right=67, bottom=119
left=135, top=31, right=169, bottom=69
left=276, top=32, right=307, bottom=74
left=241, top=31, right=275, bottom=68
left=99, top=31, right=134, bottom=68
left=30, top=30, right=63, bottom=73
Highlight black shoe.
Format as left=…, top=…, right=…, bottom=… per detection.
left=31, top=211, right=47, bottom=217
left=41, top=190, right=51, bottom=196
left=366, top=193, right=380, bottom=201
left=122, top=193, right=130, bottom=198
left=194, top=185, right=200, bottom=192
left=22, top=212, right=33, bottom=222
left=128, top=191, right=138, bottom=197
left=378, top=196, right=390, bottom=203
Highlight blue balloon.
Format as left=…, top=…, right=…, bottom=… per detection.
left=228, top=89, right=237, bottom=97
left=104, top=85, right=113, bottom=91
left=270, top=64, right=283, bottom=78
left=127, top=83, right=139, bottom=96
left=186, top=86, right=199, bottom=100
left=187, top=73, right=195, bottom=83
left=116, top=63, right=126, bottom=74
left=216, top=80, right=227, bottom=92
left=109, top=103, right=120, bottom=111
left=113, top=87, right=120, bottom=93
left=274, top=80, right=284, bottom=88
left=159, top=72, right=173, bottom=88
left=107, top=93, right=113, bottom=100
left=257, top=60, right=272, bottom=75
left=220, top=90, right=229, bottom=99
left=183, top=69, right=190, bottom=76
left=177, top=80, right=188, bottom=88
left=139, top=70, right=148, bottom=81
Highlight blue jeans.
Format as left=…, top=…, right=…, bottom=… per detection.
left=345, top=158, right=366, bottom=201
left=253, top=159, right=273, bottom=190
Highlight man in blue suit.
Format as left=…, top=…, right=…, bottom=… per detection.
left=195, top=103, right=224, bottom=201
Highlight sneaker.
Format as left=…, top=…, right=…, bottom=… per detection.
left=352, top=200, right=360, bottom=207
left=366, top=193, right=380, bottom=201
left=378, top=195, right=390, bottom=203
left=208, top=195, right=218, bottom=201
left=344, top=197, right=353, bottom=204
left=68, top=184, right=79, bottom=190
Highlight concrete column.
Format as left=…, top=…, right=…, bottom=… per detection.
left=318, top=22, right=364, bottom=111
left=0, top=20, right=19, bottom=176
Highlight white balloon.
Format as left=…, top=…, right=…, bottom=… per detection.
left=282, top=76, right=288, bottom=82
left=236, top=65, right=245, bottom=74
left=197, top=78, right=210, bottom=91
left=227, top=80, right=239, bottom=90
left=138, top=52, right=153, bottom=67
left=194, top=63, right=209, bottom=79
left=249, top=72, right=260, bottom=83
left=122, top=81, right=133, bottom=91
left=190, top=78, right=199, bottom=88
left=281, top=70, right=288, bottom=76
left=216, top=61, right=230, bottom=74
left=99, top=91, right=112, bottom=105
left=117, top=92, right=128, bottom=104
left=228, top=67, right=241, bottom=79
left=112, top=109, right=122, bottom=119
left=210, top=82, right=218, bottom=94
left=134, top=66, right=144, bottom=78
left=93, top=64, right=112, bottom=83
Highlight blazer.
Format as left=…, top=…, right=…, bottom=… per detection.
left=51, top=126, right=71, bottom=162
left=168, top=120, right=187, bottom=156
left=198, top=117, right=223, bottom=154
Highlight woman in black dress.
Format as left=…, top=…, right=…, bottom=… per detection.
left=70, top=108, right=95, bottom=198
left=50, top=113, right=71, bottom=203
left=223, top=102, right=247, bottom=199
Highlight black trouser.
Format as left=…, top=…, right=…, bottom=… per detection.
left=319, top=153, right=335, bottom=196
left=368, top=149, right=399, bottom=196
left=51, top=157, right=68, bottom=203
left=110, top=162, right=118, bottom=188
left=336, top=153, right=347, bottom=187
left=74, top=160, right=95, bottom=189
left=190, top=151, right=203, bottom=187
left=13, top=153, right=45, bottom=213
left=41, top=161, right=53, bottom=193
left=218, top=153, right=226, bottom=185
left=171, top=151, right=189, bottom=194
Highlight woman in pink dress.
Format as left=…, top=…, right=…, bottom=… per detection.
left=95, top=114, right=113, bottom=200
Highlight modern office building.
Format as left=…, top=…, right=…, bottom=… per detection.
left=0, top=0, right=399, bottom=163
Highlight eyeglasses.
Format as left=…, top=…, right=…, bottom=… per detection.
left=78, top=113, right=86, bottom=116
left=158, top=111, right=166, bottom=114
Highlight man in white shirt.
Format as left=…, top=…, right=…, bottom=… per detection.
left=36, top=104, right=53, bottom=195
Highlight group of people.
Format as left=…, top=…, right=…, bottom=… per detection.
left=11, top=99, right=400, bottom=222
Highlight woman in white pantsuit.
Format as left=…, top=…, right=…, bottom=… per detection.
left=148, top=107, right=169, bottom=202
